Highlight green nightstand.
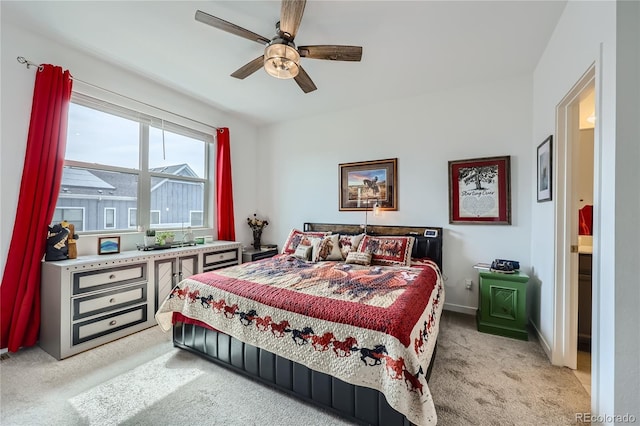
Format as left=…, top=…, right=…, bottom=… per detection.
left=477, top=270, right=529, bottom=340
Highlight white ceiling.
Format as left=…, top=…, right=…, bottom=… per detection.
left=4, top=1, right=567, bottom=125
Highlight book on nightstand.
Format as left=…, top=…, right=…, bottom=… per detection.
left=473, top=263, right=491, bottom=271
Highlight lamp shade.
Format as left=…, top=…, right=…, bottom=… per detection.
left=264, top=43, right=300, bottom=79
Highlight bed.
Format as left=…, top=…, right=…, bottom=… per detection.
left=156, top=223, right=444, bottom=425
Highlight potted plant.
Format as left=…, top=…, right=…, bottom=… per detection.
left=156, top=231, right=175, bottom=246
left=145, top=229, right=156, bottom=247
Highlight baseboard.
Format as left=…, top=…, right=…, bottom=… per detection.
left=443, top=302, right=476, bottom=316
left=530, top=320, right=552, bottom=361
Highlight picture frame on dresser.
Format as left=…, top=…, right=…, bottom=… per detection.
left=537, top=135, right=552, bottom=202
left=338, top=158, right=397, bottom=211
left=98, top=236, right=120, bottom=255
left=448, top=155, right=511, bottom=225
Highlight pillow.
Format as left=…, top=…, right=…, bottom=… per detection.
left=313, top=234, right=343, bottom=262
left=345, top=251, right=372, bottom=266
left=357, top=235, right=415, bottom=267
left=338, top=233, right=365, bottom=259
left=294, top=244, right=313, bottom=261
left=281, top=229, right=330, bottom=254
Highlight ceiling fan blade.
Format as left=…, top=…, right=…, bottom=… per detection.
left=298, top=45, right=362, bottom=62
left=195, top=10, right=270, bottom=45
left=294, top=66, right=317, bottom=93
left=230, top=56, right=265, bottom=79
left=280, top=0, right=306, bottom=40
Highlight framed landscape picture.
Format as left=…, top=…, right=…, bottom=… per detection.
left=537, top=135, right=552, bottom=202
left=98, top=236, right=121, bottom=255
left=339, top=158, right=397, bottom=211
left=448, top=155, right=511, bottom=225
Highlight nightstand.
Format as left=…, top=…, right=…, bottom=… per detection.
left=242, top=246, right=278, bottom=263
left=477, top=270, right=529, bottom=340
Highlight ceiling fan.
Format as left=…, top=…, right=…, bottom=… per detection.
left=195, top=0, right=362, bottom=93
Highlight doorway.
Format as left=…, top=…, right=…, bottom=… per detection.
left=553, top=64, right=596, bottom=385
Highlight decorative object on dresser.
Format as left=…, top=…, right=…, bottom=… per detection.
left=537, top=135, right=553, bottom=202
left=247, top=213, right=269, bottom=249
left=339, top=158, right=397, bottom=211
left=158, top=223, right=444, bottom=425
left=448, top=155, right=511, bottom=225
left=477, top=269, right=529, bottom=340
left=97, top=236, right=120, bottom=255
left=40, top=241, right=242, bottom=360
left=45, top=221, right=78, bottom=261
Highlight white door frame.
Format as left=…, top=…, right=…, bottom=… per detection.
left=553, top=64, right=596, bottom=370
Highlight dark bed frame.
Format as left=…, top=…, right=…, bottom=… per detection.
left=172, top=224, right=444, bottom=426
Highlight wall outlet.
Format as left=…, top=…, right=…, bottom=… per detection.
left=464, top=279, right=473, bottom=290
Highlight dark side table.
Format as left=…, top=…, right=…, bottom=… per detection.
left=242, top=246, right=278, bottom=263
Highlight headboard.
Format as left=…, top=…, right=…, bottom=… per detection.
left=303, top=223, right=443, bottom=272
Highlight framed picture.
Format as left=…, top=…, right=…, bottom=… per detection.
left=448, top=155, right=511, bottom=225
left=537, top=135, right=552, bottom=202
left=98, top=236, right=121, bottom=255
left=339, top=158, right=397, bottom=211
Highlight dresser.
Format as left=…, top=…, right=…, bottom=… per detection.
left=40, top=241, right=241, bottom=359
left=477, top=270, right=529, bottom=340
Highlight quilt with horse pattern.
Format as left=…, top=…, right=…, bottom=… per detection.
left=156, top=255, right=444, bottom=425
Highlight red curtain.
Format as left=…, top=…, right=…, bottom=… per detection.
left=1, top=65, right=72, bottom=351
left=216, top=127, right=236, bottom=241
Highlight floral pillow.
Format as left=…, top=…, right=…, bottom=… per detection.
left=281, top=229, right=329, bottom=254
left=357, top=235, right=415, bottom=267
left=312, top=234, right=343, bottom=262
left=338, top=233, right=365, bottom=259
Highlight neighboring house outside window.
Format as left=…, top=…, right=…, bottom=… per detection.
left=53, top=93, right=213, bottom=234
left=52, top=207, right=85, bottom=232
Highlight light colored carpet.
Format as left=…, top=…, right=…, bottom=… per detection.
left=0, top=311, right=589, bottom=425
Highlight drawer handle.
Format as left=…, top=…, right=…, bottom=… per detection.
left=109, top=298, right=116, bottom=304
left=109, top=274, right=116, bottom=280
left=219, top=254, right=224, bottom=259
left=109, top=320, right=117, bottom=326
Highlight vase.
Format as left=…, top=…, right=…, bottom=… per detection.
left=252, top=229, right=262, bottom=250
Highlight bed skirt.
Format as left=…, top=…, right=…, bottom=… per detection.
left=173, top=322, right=436, bottom=426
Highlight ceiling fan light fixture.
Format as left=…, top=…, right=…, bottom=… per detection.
left=264, top=43, right=300, bottom=79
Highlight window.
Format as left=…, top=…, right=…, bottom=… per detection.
left=150, top=210, right=160, bottom=225
left=104, top=208, right=116, bottom=229
left=128, top=208, right=137, bottom=228
left=52, top=207, right=85, bottom=232
left=190, top=210, right=203, bottom=227
left=55, top=93, right=214, bottom=234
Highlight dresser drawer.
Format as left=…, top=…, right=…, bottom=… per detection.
left=72, top=305, right=147, bottom=345
left=73, top=283, right=147, bottom=320
left=72, top=263, right=147, bottom=295
left=203, top=249, right=238, bottom=269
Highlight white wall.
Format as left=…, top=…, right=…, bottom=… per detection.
left=0, top=20, right=259, bottom=275
left=532, top=0, right=639, bottom=419
left=257, top=74, right=533, bottom=313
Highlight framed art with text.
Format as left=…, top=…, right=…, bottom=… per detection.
left=537, top=135, right=552, bottom=202
left=339, top=158, right=397, bottom=211
left=448, top=155, right=511, bottom=225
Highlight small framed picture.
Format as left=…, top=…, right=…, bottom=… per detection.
left=339, top=158, right=397, bottom=211
left=98, top=236, right=121, bottom=255
left=537, top=135, right=553, bottom=202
